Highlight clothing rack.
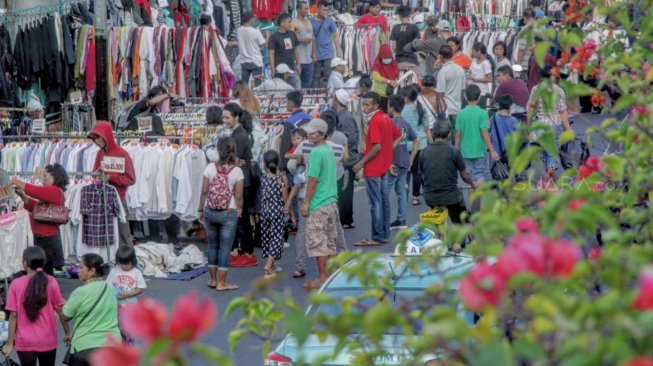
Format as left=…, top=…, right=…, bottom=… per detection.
left=3, top=0, right=88, bottom=23
left=9, top=171, right=101, bottom=177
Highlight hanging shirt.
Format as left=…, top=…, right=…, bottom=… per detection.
left=80, top=183, right=120, bottom=247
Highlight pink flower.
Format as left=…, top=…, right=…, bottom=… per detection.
left=546, top=239, right=581, bottom=277
left=588, top=247, right=602, bottom=260
left=585, top=156, right=605, bottom=172
left=460, top=261, right=507, bottom=311
left=89, top=335, right=140, bottom=366
left=578, top=165, right=593, bottom=179
left=632, top=268, right=653, bottom=311
left=621, top=356, right=653, bottom=366
left=515, top=218, right=539, bottom=234
left=506, top=233, right=548, bottom=276
left=120, top=298, right=168, bottom=342
left=568, top=198, right=586, bottom=212
left=632, top=105, right=650, bottom=117
left=168, top=291, right=217, bottom=342
left=591, top=182, right=607, bottom=192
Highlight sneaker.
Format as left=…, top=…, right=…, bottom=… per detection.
left=229, top=254, right=246, bottom=267
left=390, top=220, right=407, bottom=230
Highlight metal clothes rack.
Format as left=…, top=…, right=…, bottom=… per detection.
left=3, top=0, right=89, bottom=24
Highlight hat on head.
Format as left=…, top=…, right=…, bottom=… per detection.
left=276, top=64, right=292, bottom=74
left=335, top=89, right=351, bottom=106
left=302, top=119, right=328, bottom=135
left=437, top=20, right=451, bottom=31
left=330, top=57, right=348, bottom=68
left=425, top=15, right=438, bottom=26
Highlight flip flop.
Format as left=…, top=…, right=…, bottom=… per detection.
left=342, top=223, right=356, bottom=229
left=293, top=271, right=306, bottom=278
left=354, top=239, right=383, bottom=246
left=412, top=197, right=422, bottom=205
left=207, top=283, right=217, bottom=289
left=216, top=284, right=239, bottom=291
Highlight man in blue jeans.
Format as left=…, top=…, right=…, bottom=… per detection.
left=386, top=94, right=420, bottom=230
left=310, top=1, right=339, bottom=88
left=353, top=92, right=402, bottom=246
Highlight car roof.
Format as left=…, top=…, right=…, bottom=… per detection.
left=324, top=254, right=475, bottom=291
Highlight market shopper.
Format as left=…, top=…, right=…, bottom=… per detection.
left=259, top=150, right=289, bottom=278
left=436, top=45, right=466, bottom=135
left=493, top=65, right=530, bottom=114
left=327, top=57, right=348, bottom=90
left=311, top=1, right=340, bottom=88
left=106, top=246, right=146, bottom=343
left=334, top=89, right=360, bottom=229
left=412, top=19, right=448, bottom=76
left=400, top=85, right=429, bottom=206
left=198, top=136, right=243, bottom=290
left=1, top=247, right=70, bottom=366
left=390, top=6, right=421, bottom=71
left=61, top=253, right=120, bottom=366
left=492, top=41, right=512, bottom=76
left=269, top=13, right=301, bottom=74
left=294, top=2, right=315, bottom=89
left=221, top=104, right=257, bottom=267
left=232, top=80, right=262, bottom=114
left=10, top=164, right=68, bottom=275
left=254, top=64, right=300, bottom=93
left=88, top=121, right=136, bottom=246
left=355, top=0, right=390, bottom=43
left=237, top=11, right=267, bottom=86
left=448, top=36, right=472, bottom=70
left=469, top=42, right=494, bottom=108
left=353, top=91, right=401, bottom=246
left=371, top=44, right=400, bottom=112
left=420, top=118, right=475, bottom=224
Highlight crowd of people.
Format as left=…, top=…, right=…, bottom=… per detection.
left=1, top=0, right=615, bottom=363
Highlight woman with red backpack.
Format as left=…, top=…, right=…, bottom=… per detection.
left=198, top=137, right=244, bottom=292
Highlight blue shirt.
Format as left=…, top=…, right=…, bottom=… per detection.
left=401, top=105, right=426, bottom=152
left=391, top=116, right=417, bottom=169
left=489, top=113, right=518, bottom=157
left=287, top=110, right=312, bottom=126
left=310, top=17, right=337, bottom=61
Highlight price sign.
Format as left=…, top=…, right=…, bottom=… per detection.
left=70, top=90, right=83, bottom=104
left=32, top=119, right=46, bottom=134
left=137, top=116, right=153, bottom=133
left=159, top=0, right=169, bottom=7
left=101, top=157, right=126, bottom=174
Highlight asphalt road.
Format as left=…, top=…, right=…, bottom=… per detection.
left=50, top=112, right=611, bottom=366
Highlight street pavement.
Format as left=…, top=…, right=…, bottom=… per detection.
left=51, top=112, right=611, bottom=366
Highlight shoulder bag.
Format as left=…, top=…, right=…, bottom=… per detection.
left=33, top=191, right=69, bottom=225
left=62, top=283, right=109, bottom=365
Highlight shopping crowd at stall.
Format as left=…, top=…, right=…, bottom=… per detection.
left=0, top=0, right=632, bottom=364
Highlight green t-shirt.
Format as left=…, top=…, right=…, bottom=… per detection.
left=455, top=105, right=489, bottom=159
left=306, top=144, right=338, bottom=213
left=62, top=281, right=120, bottom=352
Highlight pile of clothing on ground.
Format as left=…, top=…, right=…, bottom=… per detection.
left=135, top=242, right=205, bottom=277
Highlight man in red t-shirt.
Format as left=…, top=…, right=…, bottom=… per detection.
left=353, top=91, right=401, bottom=246
left=355, top=0, right=389, bottom=43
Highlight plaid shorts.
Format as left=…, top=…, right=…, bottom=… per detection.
left=306, top=203, right=338, bottom=258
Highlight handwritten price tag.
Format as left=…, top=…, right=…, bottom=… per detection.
left=70, top=90, right=83, bottom=104
left=137, top=116, right=153, bottom=133
left=32, top=119, right=46, bottom=134
left=101, top=156, right=126, bottom=174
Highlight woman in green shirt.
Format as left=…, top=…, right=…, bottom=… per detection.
left=62, top=254, right=120, bottom=366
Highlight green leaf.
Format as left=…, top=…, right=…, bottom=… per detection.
left=284, top=310, right=315, bottom=347
left=467, top=338, right=514, bottom=366
left=224, top=297, right=249, bottom=317
left=559, top=129, right=576, bottom=146
left=534, top=42, right=551, bottom=68
left=228, top=329, right=248, bottom=353
left=191, top=343, right=235, bottom=366
left=513, top=338, right=547, bottom=361
left=611, top=94, right=635, bottom=113
left=143, top=338, right=172, bottom=364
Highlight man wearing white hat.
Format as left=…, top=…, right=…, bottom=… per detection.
left=253, top=63, right=300, bottom=94
left=327, top=57, right=348, bottom=90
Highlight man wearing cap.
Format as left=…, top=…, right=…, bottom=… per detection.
left=327, top=57, right=348, bottom=90
left=412, top=19, right=449, bottom=76
left=311, top=1, right=339, bottom=88
left=254, top=64, right=300, bottom=94
left=334, top=89, right=360, bottom=228
left=300, top=119, right=339, bottom=289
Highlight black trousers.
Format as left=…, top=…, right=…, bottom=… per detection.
left=408, top=150, right=422, bottom=198
left=17, top=349, right=57, bottom=366
left=232, top=187, right=254, bottom=254
left=70, top=348, right=100, bottom=366
left=146, top=216, right=180, bottom=244
left=338, top=167, right=355, bottom=226
left=428, top=199, right=469, bottom=224
left=34, top=234, right=63, bottom=275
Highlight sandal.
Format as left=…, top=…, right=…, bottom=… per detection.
left=412, top=197, right=422, bottom=205
left=354, top=239, right=383, bottom=246
left=207, top=282, right=217, bottom=289
left=342, top=223, right=356, bottom=229
left=293, top=271, right=306, bottom=278
left=216, top=284, right=239, bottom=291
left=264, top=268, right=277, bottom=278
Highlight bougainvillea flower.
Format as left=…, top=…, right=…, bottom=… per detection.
left=585, top=156, right=605, bottom=172
left=632, top=268, right=653, bottom=311
left=168, top=291, right=217, bottom=342
left=120, top=297, right=169, bottom=342
left=578, top=165, right=593, bottom=178
left=632, top=105, right=650, bottom=117
left=568, top=198, right=586, bottom=212
left=546, top=239, right=581, bottom=277
left=506, top=233, right=549, bottom=276
left=515, top=218, right=539, bottom=234
left=588, top=247, right=602, bottom=260
left=591, top=92, right=606, bottom=108
left=89, top=335, right=140, bottom=366
left=621, top=356, right=653, bottom=366
left=460, top=261, right=507, bottom=311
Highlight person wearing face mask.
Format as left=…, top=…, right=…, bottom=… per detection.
left=371, top=44, right=400, bottom=112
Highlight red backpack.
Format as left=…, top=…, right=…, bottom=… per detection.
left=206, top=164, right=235, bottom=210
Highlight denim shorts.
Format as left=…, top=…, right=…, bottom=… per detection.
left=464, top=156, right=490, bottom=183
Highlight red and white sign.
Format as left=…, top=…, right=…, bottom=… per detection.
left=101, top=157, right=126, bottom=174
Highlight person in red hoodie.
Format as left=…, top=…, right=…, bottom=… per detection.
left=87, top=121, right=136, bottom=246
left=11, top=164, right=69, bottom=275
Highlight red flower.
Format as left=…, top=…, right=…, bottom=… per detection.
left=578, top=165, right=593, bottom=178
left=588, top=247, right=601, bottom=260
left=568, top=198, right=586, bottom=211
left=546, top=239, right=581, bottom=277
left=591, top=182, right=607, bottom=192
left=89, top=335, right=140, bottom=366
left=585, top=156, right=606, bottom=172
left=591, top=92, right=606, bottom=108
left=633, top=105, right=650, bottom=117
left=460, top=261, right=507, bottom=311
left=120, top=298, right=168, bottom=343
left=506, top=233, right=548, bottom=276
left=622, top=356, right=653, bottom=366
left=168, top=291, right=217, bottom=342
left=515, top=218, right=539, bottom=234
left=632, top=268, right=653, bottom=311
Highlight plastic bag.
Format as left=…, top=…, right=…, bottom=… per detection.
left=491, top=160, right=510, bottom=181
left=559, top=137, right=590, bottom=169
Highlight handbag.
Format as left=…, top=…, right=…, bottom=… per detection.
left=434, top=94, right=448, bottom=120
left=32, top=192, right=69, bottom=225
left=62, top=283, right=108, bottom=365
